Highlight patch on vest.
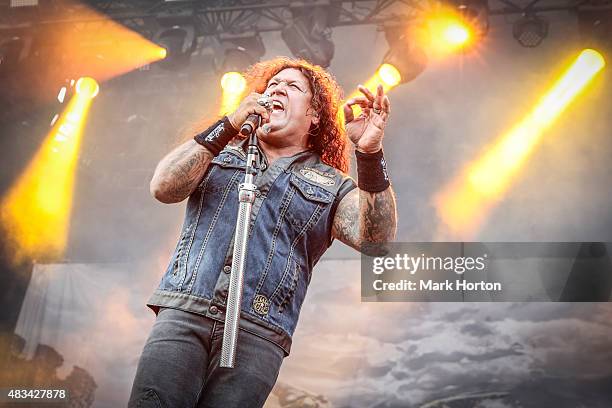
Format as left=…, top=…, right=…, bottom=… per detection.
left=225, top=143, right=246, bottom=157
left=299, top=167, right=336, bottom=186
left=252, top=294, right=270, bottom=315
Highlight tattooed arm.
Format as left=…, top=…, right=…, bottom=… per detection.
left=337, top=82, right=397, bottom=254
left=149, top=140, right=214, bottom=204
left=332, top=186, right=397, bottom=254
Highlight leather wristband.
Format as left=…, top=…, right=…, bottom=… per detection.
left=193, top=116, right=239, bottom=156
left=355, top=148, right=390, bottom=193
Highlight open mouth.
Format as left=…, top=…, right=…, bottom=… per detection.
left=271, top=100, right=285, bottom=112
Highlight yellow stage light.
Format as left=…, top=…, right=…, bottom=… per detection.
left=412, top=5, right=477, bottom=58
left=443, top=23, right=471, bottom=46
left=378, top=64, right=402, bottom=87
left=434, top=49, right=605, bottom=238
left=27, top=3, right=167, bottom=96
left=76, top=77, right=100, bottom=99
left=346, top=63, right=403, bottom=103
left=219, top=72, right=247, bottom=116
left=1, top=79, right=99, bottom=263
left=429, top=16, right=473, bottom=54
left=221, top=72, right=247, bottom=94
left=343, top=63, right=404, bottom=119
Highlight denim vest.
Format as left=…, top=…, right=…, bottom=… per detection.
left=147, top=140, right=356, bottom=355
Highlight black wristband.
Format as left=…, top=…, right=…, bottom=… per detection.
left=193, top=116, right=239, bottom=156
left=355, top=148, right=390, bottom=193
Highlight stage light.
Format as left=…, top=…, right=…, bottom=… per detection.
left=214, top=35, right=265, bottom=115
left=435, top=49, right=605, bottom=238
left=378, top=63, right=402, bottom=87
left=155, top=25, right=196, bottom=70
left=345, top=28, right=423, bottom=105
left=215, top=39, right=263, bottom=75
left=422, top=11, right=476, bottom=55
left=75, top=77, right=99, bottom=99
left=454, top=0, right=489, bottom=37
left=219, top=69, right=248, bottom=115
left=345, top=63, right=402, bottom=114
left=1, top=77, right=99, bottom=262
left=213, top=34, right=265, bottom=77
left=513, top=14, right=549, bottom=48
left=4, top=4, right=166, bottom=97
left=20, top=4, right=167, bottom=87
left=221, top=72, right=247, bottom=94
left=443, top=23, right=471, bottom=46
left=281, top=7, right=336, bottom=67
left=359, top=63, right=402, bottom=95
left=414, top=1, right=487, bottom=57
left=382, top=26, right=428, bottom=85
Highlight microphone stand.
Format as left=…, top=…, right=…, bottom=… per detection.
left=220, top=117, right=261, bottom=368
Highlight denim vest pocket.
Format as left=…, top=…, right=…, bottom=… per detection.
left=204, top=152, right=245, bottom=192
left=284, top=174, right=333, bottom=232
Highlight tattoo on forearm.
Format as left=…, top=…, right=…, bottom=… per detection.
left=360, top=189, right=397, bottom=243
left=332, top=190, right=361, bottom=247
left=333, top=187, right=397, bottom=253
left=152, top=140, right=213, bottom=202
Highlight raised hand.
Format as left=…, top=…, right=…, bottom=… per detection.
left=343, top=84, right=391, bottom=154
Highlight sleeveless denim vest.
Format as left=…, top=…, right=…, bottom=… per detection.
left=147, top=141, right=356, bottom=355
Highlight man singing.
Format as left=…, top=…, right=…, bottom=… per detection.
left=129, top=57, right=397, bottom=407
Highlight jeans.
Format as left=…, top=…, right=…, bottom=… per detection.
left=128, top=307, right=285, bottom=408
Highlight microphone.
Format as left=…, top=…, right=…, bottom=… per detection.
left=240, top=114, right=261, bottom=136
left=240, top=94, right=272, bottom=136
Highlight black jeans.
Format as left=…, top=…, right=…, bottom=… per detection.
left=128, top=307, right=285, bottom=408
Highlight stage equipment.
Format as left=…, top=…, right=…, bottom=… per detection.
left=155, top=21, right=197, bottom=70
left=213, top=34, right=265, bottom=74
left=513, top=14, right=549, bottom=47
left=281, top=5, right=338, bottom=67
left=454, top=0, right=489, bottom=36
left=382, top=26, right=428, bottom=85
left=214, top=34, right=265, bottom=114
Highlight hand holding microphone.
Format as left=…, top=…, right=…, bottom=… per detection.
left=195, top=93, right=272, bottom=156
left=227, top=93, right=272, bottom=136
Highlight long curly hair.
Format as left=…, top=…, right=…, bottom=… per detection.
left=244, top=57, right=349, bottom=174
